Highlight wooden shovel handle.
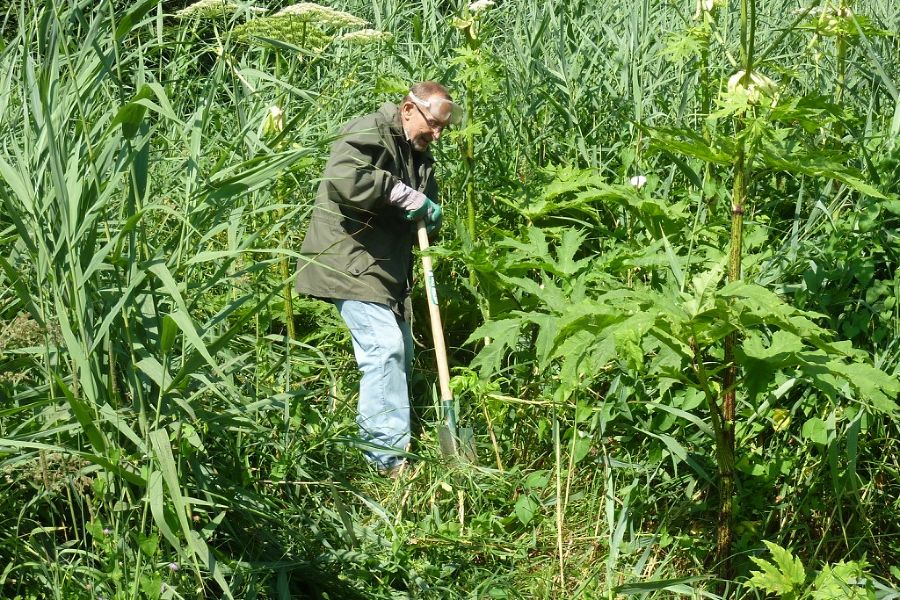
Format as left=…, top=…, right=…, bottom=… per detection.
left=416, top=221, right=453, bottom=402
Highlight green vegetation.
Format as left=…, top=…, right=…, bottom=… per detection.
left=1, top=0, right=899, bottom=598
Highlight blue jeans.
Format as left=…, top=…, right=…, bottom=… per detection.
left=334, top=300, right=413, bottom=469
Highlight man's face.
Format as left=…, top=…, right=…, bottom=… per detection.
left=402, top=94, right=451, bottom=152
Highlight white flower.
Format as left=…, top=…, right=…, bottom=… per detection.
left=275, top=3, right=367, bottom=28
left=336, top=29, right=393, bottom=44
left=176, top=0, right=264, bottom=18
left=234, top=15, right=332, bottom=48
left=468, top=0, right=495, bottom=13
left=262, top=105, right=284, bottom=136
left=629, top=175, right=647, bottom=189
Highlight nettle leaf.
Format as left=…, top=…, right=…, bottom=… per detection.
left=748, top=541, right=806, bottom=598
left=810, top=561, right=873, bottom=600
left=739, top=330, right=806, bottom=401
left=646, top=126, right=733, bottom=166
left=684, top=263, right=726, bottom=317
left=540, top=165, right=606, bottom=200
left=466, top=318, right=525, bottom=377
left=757, top=144, right=887, bottom=199
left=825, top=360, right=900, bottom=415
left=555, top=228, right=590, bottom=276
left=530, top=312, right=559, bottom=368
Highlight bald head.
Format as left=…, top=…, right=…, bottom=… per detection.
left=404, top=81, right=452, bottom=104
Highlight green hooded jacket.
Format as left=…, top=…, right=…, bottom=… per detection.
left=294, top=102, right=439, bottom=316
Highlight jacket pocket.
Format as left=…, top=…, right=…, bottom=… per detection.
left=346, top=248, right=376, bottom=276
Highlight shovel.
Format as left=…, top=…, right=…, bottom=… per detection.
left=416, top=221, right=476, bottom=462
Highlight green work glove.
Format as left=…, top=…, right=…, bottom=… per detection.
left=404, top=197, right=442, bottom=233
left=404, top=197, right=438, bottom=221
left=425, top=201, right=442, bottom=234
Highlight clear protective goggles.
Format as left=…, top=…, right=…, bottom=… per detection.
left=408, top=91, right=464, bottom=127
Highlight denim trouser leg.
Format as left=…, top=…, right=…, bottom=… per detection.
left=335, top=300, right=413, bottom=469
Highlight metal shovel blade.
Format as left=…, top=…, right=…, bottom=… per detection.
left=436, top=398, right=476, bottom=462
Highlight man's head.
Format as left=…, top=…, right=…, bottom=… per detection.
left=400, top=81, right=462, bottom=152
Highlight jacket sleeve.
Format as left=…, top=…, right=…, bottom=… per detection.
left=322, top=124, right=398, bottom=212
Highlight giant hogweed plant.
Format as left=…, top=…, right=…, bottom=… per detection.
left=642, top=0, right=898, bottom=578
left=439, top=0, right=900, bottom=588
left=462, top=219, right=899, bottom=571
left=459, top=7, right=900, bottom=561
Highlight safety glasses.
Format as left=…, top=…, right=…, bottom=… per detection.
left=408, top=91, right=464, bottom=128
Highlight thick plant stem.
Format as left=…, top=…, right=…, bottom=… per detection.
left=280, top=240, right=296, bottom=340
left=459, top=22, right=491, bottom=338
left=689, top=333, right=735, bottom=581
left=833, top=9, right=847, bottom=141
left=273, top=54, right=295, bottom=341
left=464, top=85, right=476, bottom=241
left=706, top=0, right=753, bottom=585
left=277, top=182, right=296, bottom=341
left=718, top=135, right=747, bottom=584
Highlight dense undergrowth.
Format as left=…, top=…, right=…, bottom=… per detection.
left=1, top=0, right=899, bottom=598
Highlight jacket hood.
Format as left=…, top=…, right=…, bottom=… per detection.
left=377, top=102, right=403, bottom=135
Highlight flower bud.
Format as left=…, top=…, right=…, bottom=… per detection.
left=262, top=105, right=284, bottom=136
left=727, top=70, right=777, bottom=105
left=629, top=175, right=647, bottom=189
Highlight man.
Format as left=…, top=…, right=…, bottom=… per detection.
left=295, top=82, right=462, bottom=475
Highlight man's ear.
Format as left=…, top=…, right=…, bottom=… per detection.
left=400, top=101, right=414, bottom=120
